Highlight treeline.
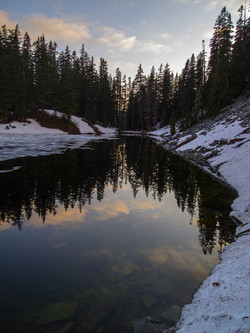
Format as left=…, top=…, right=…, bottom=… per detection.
left=0, top=5, right=249, bottom=130
left=126, top=5, right=250, bottom=131
left=0, top=26, right=115, bottom=125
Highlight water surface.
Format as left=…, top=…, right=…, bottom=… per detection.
left=0, top=137, right=236, bottom=332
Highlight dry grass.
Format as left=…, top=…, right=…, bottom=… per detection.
left=27, top=110, right=81, bottom=134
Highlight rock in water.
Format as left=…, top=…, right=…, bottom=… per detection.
left=161, top=305, right=181, bottom=323
left=37, top=302, right=77, bottom=326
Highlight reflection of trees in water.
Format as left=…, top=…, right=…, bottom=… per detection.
left=0, top=137, right=236, bottom=253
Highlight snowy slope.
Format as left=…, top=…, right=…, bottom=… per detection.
left=43, top=109, right=117, bottom=135
left=149, top=96, right=250, bottom=333
left=0, top=110, right=117, bottom=136
left=0, top=111, right=117, bottom=163
left=0, top=118, right=65, bottom=134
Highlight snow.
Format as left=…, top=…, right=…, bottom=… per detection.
left=0, top=111, right=117, bottom=164
left=148, top=126, right=171, bottom=137
left=177, top=120, right=244, bottom=151
left=175, top=119, right=250, bottom=225
left=0, top=133, right=99, bottom=162
left=0, top=118, right=65, bottom=134
left=0, top=110, right=116, bottom=136
left=43, top=109, right=96, bottom=134
left=150, top=99, right=250, bottom=333
left=42, top=110, right=117, bottom=136
left=173, top=234, right=250, bottom=333
left=95, top=124, right=117, bottom=136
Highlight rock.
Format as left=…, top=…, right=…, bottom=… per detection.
left=134, top=317, right=169, bottom=333
left=161, top=305, right=181, bottom=323
left=134, top=318, right=147, bottom=333
left=142, top=321, right=169, bottom=333
left=163, top=328, right=177, bottom=333
left=218, top=139, right=228, bottom=146
left=209, top=140, right=219, bottom=147
left=37, top=302, right=77, bottom=326
left=55, top=321, right=74, bottom=333
left=198, top=146, right=210, bottom=154
left=206, top=149, right=219, bottom=159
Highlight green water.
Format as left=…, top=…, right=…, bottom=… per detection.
left=0, top=137, right=236, bottom=332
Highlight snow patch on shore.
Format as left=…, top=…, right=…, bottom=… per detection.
left=0, top=110, right=117, bottom=136
left=150, top=97, right=250, bottom=333
left=0, top=118, right=65, bottom=134
left=0, top=111, right=117, bottom=163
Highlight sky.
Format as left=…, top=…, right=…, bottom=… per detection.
left=0, top=0, right=248, bottom=78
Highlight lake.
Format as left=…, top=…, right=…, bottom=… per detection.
left=0, top=136, right=236, bottom=332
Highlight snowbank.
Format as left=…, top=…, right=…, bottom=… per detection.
left=0, top=118, right=65, bottom=134
left=150, top=97, right=250, bottom=333
left=95, top=124, right=117, bottom=136
left=0, top=110, right=117, bottom=136
left=0, top=111, right=117, bottom=163
left=43, top=110, right=117, bottom=136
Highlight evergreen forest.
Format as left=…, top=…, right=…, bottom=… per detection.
left=0, top=5, right=249, bottom=131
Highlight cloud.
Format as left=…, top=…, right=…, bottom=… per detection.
left=128, top=1, right=136, bottom=8
left=96, top=27, right=136, bottom=52
left=160, top=33, right=171, bottom=40
left=172, top=0, right=202, bottom=3
left=205, top=0, right=219, bottom=11
left=0, top=9, right=16, bottom=28
left=29, top=205, right=88, bottom=227
left=203, top=29, right=213, bottom=39
left=139, top=244, right=209, bottom=278
left=135, top=40, right=165, bottom=53
left=205, top=0, right=245, bottom=12
left=93, top=200, right=130, bottom=220
left=22, top=14, right=90, bottom=44
left=0, top=221, right=12, bottom=231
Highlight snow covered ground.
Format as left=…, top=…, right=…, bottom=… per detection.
left=0, top=118, right=65, bottom=134
left=149, top=97, right=250, bottom=333
left=0, top=110, right=117, bottom=136
left=0, top=112, right=117, bottom=164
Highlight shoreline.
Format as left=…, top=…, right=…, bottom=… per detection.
left=148, top=96, right=250, bottom=333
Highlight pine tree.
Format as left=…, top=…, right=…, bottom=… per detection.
left=58, top=46, right=78, bottom=119
left=21, top=32, right=34, bottom=111
left=206, top=6, right=234, bottom=114
left=126, top=82, right=136, bottom=130
left=8, top=25, right=26, bottom=119
left=85, top=56, right=99, bottom=122
left=0, top=25, right=11, bottom=119
left=33, top=35, right=53, bottom=111
left=159, top=63, right=174, bottom=125
left=121, top=74, right=128, bottom=130
left=47, top=41, right=59, bottom=109
left=144, top=66, right=157, bottom=130
left=79, top=43, right=90, bottom=117
left=231, top=4, right=250, bottom=96
left=193, top=43, right=206, bottom=121
left=98, top=58, right=111, bottom=126
left=133, top=64, right=146, bottom=131
left=113, top=68, right=123, bottom=129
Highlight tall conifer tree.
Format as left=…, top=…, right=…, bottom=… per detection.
left=207, top=6, right=234, bottom=114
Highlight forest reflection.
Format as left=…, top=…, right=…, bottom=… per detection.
left=0, top=136, right=236, bottom=254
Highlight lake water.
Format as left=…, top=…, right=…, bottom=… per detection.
left=0, top=136, right=236, bottom=332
